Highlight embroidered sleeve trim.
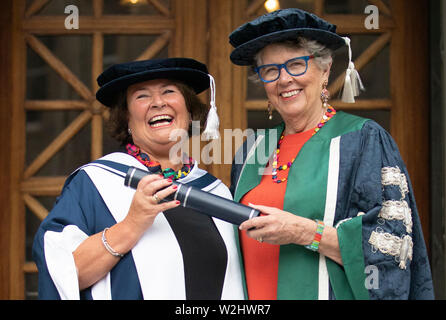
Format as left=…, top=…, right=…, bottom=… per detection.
left=381, top=166, right=409, bottom=199
left=378, top=200, right=413, bottom=233
left=368, top=230, right=413, bottom=270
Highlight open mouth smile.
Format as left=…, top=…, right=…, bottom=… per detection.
left=280, top=89, right=302, bottom=98
left=148, top=114, right=174, bottom=128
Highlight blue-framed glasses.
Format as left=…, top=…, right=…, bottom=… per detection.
left=254, top=55, right=315, bottom=83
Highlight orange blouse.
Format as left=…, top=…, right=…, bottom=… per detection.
left=239, top=128, right=314, bottom=300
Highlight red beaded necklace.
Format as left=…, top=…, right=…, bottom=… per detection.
left=126, top=143, right=194, bottom=180
left=271, top=106, right=336, bottom=184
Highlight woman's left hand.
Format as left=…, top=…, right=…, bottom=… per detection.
left=239, top=204, right=316, bottom=246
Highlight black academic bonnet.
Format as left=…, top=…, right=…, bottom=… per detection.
left=229, top=8, right=346, bottom=66
left=96, top=58, right=211, bottom=107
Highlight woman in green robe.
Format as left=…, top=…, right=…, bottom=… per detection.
left=229, top=8, right=434, bottom=300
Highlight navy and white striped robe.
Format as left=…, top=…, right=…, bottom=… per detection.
left=32, top=152, right=244, bottom=300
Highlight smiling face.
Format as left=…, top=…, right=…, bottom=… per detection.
left=126, top=79, right=190, bottom=156
left=258, top=43, right=331, bottom=133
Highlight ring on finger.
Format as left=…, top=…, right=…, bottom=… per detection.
left=152, top=193, right=161, bottom=204
left=257, top=237, right=263, bottom=243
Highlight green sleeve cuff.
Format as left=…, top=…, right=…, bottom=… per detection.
left=336, top=215, right=370, bottom=300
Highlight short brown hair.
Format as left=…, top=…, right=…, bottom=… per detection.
left=107, top=81, right=208, bottom=146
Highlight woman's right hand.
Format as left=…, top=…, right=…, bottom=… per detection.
left=124, top=174, right=180, bottom=235
left=74, top=174, right=180, bottom=290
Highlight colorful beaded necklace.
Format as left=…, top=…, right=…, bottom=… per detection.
left=126, top=143, right=194, bottom=180
left=271, top=106, right=336, bottom=184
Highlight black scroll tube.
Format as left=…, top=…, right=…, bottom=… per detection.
left=124, top=166, right=260, bottom=226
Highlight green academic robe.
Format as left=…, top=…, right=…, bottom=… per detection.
left=230, top=111, right=434, bottom=300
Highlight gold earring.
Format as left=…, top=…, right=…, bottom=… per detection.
left=320, top=80, right=330, bottom=107
left=267, top=101, right=273, bottom=120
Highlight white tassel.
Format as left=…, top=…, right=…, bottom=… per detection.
left=342, top=68, right=355, bottom=103
left=341, top=37, right=365, bottom=103
left=350, top=63, right=365, bottom=96
left=202, top=75, right=220, bottom=140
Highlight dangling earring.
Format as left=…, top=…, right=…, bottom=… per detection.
left=128, top=128, right=132, bottom=135
left=267, top=101, right=273, bottom=120
left=320, top=80, right=330, bottom=107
